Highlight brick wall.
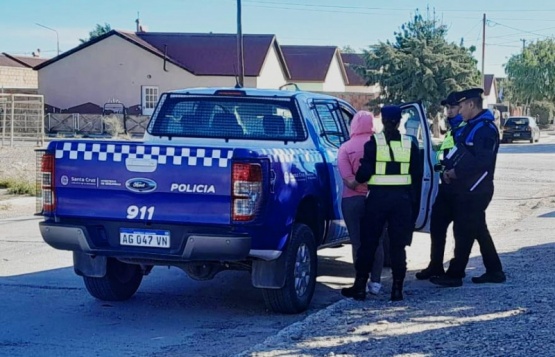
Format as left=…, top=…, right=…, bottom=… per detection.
left=318, top=91, right=378, bottom=111
left=0, top=67, right=38, bottom=89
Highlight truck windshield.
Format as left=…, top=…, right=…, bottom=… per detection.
left=148, top=94, right=307, bottom=141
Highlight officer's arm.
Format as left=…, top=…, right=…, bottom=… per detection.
left=355, top=139, right=376, bottom=184
left=454, top=127, right=498, bottom=180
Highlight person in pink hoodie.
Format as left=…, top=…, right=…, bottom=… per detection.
left=338, top=110, right=384, bottom=295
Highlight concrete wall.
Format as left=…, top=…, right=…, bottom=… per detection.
left=0, top=66, right=38, bottom=89
left=320, top=91, right=378, bottom=111
left=38, top=35, right=247, bottom=110
left=255, top=45, right=288, bottom=89
left=322, top=53, right=345, bottom=92
left=295, top=82, right=324, bottom=91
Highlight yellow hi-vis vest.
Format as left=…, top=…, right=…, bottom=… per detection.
left=436, top=130, right=455, bottom=162
left=437, top=122, right=466, bottom=161
left=368, top=132, right=412, bottom=186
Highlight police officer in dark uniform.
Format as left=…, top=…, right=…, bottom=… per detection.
left=416, top=92, right=465, bottom=280
left=341, top=105, right=421, bottom=301
left=430, top=88, right=506, bottom=287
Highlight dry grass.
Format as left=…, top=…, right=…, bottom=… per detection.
left=0, top=146, right=38, bottom=196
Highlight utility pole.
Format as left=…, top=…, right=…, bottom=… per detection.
left=520, top=38, right=527, bottom=53
left=481, top=13, right=486, bottom=88
left=236, top=0, right=245, bottom=87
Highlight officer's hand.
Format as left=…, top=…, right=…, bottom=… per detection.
left=442, top=171, right=451, bottom=184
left=443, top=169, right=457, bottom=184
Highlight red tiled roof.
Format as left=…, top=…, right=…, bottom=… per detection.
left=135, top=32, right=283, bottom=76
left=341, top=53, right=365, bottom=66
left=340, top=53, right=366, bottom=86
left=0, top=54, right=26, bottom=68
left=281, top=45, right=339, bottom=82
left=10, top=55, right=48, bottom=68
left=64, top=102, right=103, bottom=114
left=34, top=30, right=289, bottom=78
left=1, top=53, right=49, bottom=68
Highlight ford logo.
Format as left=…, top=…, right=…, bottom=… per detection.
left=125, top=178, right=157, bottom=193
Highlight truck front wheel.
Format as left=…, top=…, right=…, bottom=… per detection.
left=83, top=258, right=143, bottom=301
left=262, top=224, right=317, bottom=314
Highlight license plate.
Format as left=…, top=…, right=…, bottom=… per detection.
left=514, top=133, right=520, bottom=137
left=120, top=229, right=170, bottom=248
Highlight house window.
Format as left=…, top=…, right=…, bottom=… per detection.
left=141, top=86, right=159, bottom=116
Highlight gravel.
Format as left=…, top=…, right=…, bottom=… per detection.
left=238, top=138, right=555, bottom=357
left=3, top=139, right=555, bottom=356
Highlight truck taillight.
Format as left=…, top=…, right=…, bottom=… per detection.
left=232, top=162, right=262, bottom=221
left=41, top=153, right=55, bottom=212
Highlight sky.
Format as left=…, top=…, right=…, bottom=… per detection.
left=1, top=0, right=555, bottom=78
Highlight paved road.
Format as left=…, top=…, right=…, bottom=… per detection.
left=1, top=132, right=554, bottom=357
left=0, top=217, right=355, bottom=357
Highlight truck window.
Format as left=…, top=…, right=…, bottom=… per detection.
left=148, top=95, right=307, bottom=141
left=313, top=102, right=348, bottom=147
left=400, top=107, right=424, bottom=148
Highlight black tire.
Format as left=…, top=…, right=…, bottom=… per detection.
left=530, top=137, right=534, bottom=143
left=83, top=258, right=143, bottom=301
left=262, top=224, right=317, bottom=314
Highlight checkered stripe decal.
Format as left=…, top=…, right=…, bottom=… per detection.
left=55, top=142, right=233, bottom=167
left=260, top=148, right=321, bottom=163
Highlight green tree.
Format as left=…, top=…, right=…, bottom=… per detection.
left=358, top=14, right=480, bottom=118
left=80, top=23, right=112, bottom=43
left=505, top=39, right=555, bottom=107
left=341, top=45, right=356, bottom=54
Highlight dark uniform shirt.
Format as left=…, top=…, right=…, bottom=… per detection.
left=449, top=109, right=499, bottom=194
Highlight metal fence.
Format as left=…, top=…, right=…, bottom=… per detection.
left=0, top=94, right=45, bottom=146
left=45, top=113, right=149, bottom=137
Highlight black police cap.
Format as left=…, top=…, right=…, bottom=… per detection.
left=440, top=92, right=460, bottom=106
left=381, top=105, right=402, bottom=122
left=456, top=88, right=484, bottom=103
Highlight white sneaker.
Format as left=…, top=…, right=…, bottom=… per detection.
left=368, top=282, right=382, bottom=295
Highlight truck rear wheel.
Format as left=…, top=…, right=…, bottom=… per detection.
left=262, top=223, right=317, bottom=314
left=83, top=258, right=143, bottom=301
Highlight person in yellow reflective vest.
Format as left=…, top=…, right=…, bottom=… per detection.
left=341, top=105, right=421, bottom=301
left=416, top=92, right=466, bottom=280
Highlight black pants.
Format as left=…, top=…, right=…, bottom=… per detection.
left=428, top=186, right=456, bottom=270
left=355, top=190, right=413, bottom=281
left=446, top=190, right=503, bottom=278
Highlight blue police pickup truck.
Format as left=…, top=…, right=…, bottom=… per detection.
left=38, top=88, right=438, bottom=313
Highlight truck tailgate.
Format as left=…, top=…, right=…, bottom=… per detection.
left=52, top=141, right=233, bottom=225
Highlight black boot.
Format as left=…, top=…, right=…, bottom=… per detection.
left=390, top=279, right=404, bottom=301
left=415, top=265, right=445, bottom=280
left=341, top=274, right=368, bottom=301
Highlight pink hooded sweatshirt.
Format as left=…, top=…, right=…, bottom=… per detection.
left=337, top=110, right=375, bottom=198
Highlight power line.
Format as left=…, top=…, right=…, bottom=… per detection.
left=241, top=0, right=555, bottom=13
left=487, top=20, right=554, bottom=38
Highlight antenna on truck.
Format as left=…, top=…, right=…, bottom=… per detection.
left=236, top=0, right=244, bottom=88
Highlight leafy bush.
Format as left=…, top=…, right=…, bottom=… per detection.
left=0, top=177, right=36, bottom=196
left=102, top=115, right=125, bottom=137
left=529, top=101, right=555, bottom=127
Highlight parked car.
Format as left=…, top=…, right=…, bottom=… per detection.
left=502, top=116, right=540, bottom=143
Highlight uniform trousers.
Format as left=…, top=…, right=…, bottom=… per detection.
left=342, top=195, right=384, bottom=283
left=446, top=189, right=503, bottom=278
left=428, top=185, right=457, bottom=270
left=355, top=189, right=413, bottom=280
